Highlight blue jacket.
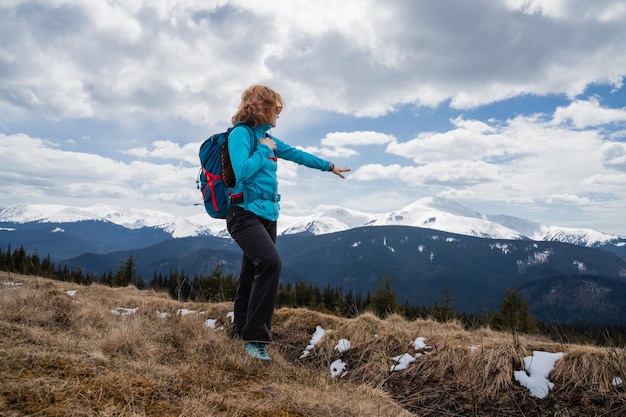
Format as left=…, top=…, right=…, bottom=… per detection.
left=228, top=123, right=332, bottom=221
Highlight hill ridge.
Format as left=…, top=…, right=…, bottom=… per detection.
left=2, top=273, right=625, bottom=416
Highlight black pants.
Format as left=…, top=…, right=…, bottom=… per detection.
left=226, top=206, right=281, bottom=343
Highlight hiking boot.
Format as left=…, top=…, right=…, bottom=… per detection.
left=244, top=342, right=272, bottom=361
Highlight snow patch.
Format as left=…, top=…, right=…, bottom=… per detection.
left=156, top=310, right=171, bottom=319
left=490, top=242, right=511, bottom=254
left=514, top=351, right=564, bottom=399
left=335, top=339, right=351, bottom=353
left=517, top=249, right=552, bottom=271
left=111, top=307, right=138, bottom=316
left=412, top=337, right=428, bottom=350
left=299, top=325, right=328, bottom=358
left=330, top=359, right=348, bottom=378
left=573, top=260, right=587, bottom=273
left=204, top=318, right=224, bottom=330
left=390, top=353, right=415, bottom=371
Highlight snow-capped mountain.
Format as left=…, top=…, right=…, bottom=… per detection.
left=484, top=213, right=620, bottom=247
left=366, top=197, right=524, bottom=240
left=1, top=197, right=623, bottom=249
left=279, top=206, right=377, bottom=236
left=4, top=199, right=625, bottom=325
left=0, top=203, right=221, bottom=238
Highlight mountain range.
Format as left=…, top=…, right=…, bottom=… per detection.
left=2, top=197, right=626, bottom=324
left=1, top=197, right=624, bottom=250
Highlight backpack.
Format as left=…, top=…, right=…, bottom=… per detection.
left=197, top=124, right=255, bottom=219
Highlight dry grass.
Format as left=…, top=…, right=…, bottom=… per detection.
left=2, top=272, right=626, bottom=416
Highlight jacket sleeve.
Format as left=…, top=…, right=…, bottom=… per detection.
left=272, top=135, right=332, bottom=171
left=228, top=126, right=273, bottom=182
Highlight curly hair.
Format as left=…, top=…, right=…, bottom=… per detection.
left=231, top=85, right=285, bottom=127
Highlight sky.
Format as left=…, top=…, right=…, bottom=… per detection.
left=1, top=0, right=626, bottom=235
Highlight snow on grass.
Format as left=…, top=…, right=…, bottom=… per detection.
left=335, top=338, right=351, bottom=353
left=204, top=318, right=221, bottom=330
left=299, top=325, right=328, bottom=359
left=111, top=307, right=139, bottom=316
left=514, top=351, right=564, bottom=399
left=330, top=359, right=348, bottom=378
left=156, top=310, right=171, bottom=319
left=412, top=337, right=428, bottom=350
left=390, top=353, right=415, bottom=371
left=10, top=283, right=612, bottom=398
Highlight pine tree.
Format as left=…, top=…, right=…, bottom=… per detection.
left=432, top=281, right=456, bottom=322
left=370, top=275, right=397, bottom=318
left=491, top=288, right=537, bottom=334
left=112, top=256, right=137, bottom=287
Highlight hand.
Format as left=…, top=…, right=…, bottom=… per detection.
left=331, top=165, right=351, bottom=179
left=259, top=137, right=276, bottom=151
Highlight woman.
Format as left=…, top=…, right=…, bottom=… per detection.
left=226, top=85, right=350, bottom=360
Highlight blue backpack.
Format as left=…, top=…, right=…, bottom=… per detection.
left=197, top=124, right=255, bottom=219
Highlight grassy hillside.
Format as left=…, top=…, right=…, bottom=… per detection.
left=2, top=272, right=626, bottom=416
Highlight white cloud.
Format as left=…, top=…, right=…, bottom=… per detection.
left=546, top=194, right=591, bottom=205
left=352, top=108, right=617, bottom=207
left=321, top=131, right=396, bottom=147
left=505, top=0, right=626, bottom=22
left=0, top=133, right=198, bottom=206
left=552, top=97, right=626, bottom=128
left=601, top=142, right=626, bottom=170
left=299, top=131, right=395, bottom=159
left=125, top=140, right=200, bottom=165
left=300, top=146, right=359, bottom=159
left=2, top=0, right=626, bottom=234
left=582, top=173, right=626, bottom=186
left=3, top=0, right=625, bottom=124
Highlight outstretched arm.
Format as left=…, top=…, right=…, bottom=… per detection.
left=271, top=135, right=351, bottom=178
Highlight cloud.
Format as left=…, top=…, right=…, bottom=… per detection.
left=2, top=0, right=626, bottom=234
left=264, top=0, right=626, bottom=112
left=384, top=116, right=525, bottom=165
left=0, top=133, right=198, bottom=206
left=298, top=131, right=396, bottom=158
left=545, top=194, right=591, bottom=205
left=506, top=0, right=626, bottom=22
left=321, top=131, right=397, bottom=147
left=552, top=97, right=626, bottom=128
left=352, top=161, right=500, bottom=187
left=125, top=140, right=199, bottom=165
left=351, top=107, right=618, bottom=206
left=299, top=146, right=359, bottom=159
left=0, top=2, right=268, bottom=125
left=601, top=142, right=626, bottom=170
left=2, top=0, right=625, bottom=126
